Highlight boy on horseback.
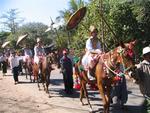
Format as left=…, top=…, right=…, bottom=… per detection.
left=82, top=25, right=102, bottom=80
left=34, top=38, right=46, bottom=64
left=23, top=44, right=33, bottom=62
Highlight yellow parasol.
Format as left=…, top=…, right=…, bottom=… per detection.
left=2, top=41, right=11, bottom=48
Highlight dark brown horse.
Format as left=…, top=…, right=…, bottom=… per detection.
left=33, top=55, right=54, bottom=97
left=75, top=40, right=136, bottom=113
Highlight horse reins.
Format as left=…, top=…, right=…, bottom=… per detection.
left=101, top=48, right=131, bottom=77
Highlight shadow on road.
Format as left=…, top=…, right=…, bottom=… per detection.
left=49, top=78, right=63, bottom=86
left=90, top=104, right=144, bottom=113
left=110, top=104, right=144, bottom=113
left=17, top=81, right=36, bottom=84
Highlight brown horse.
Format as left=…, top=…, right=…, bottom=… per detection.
left=75, top=40, right=136, bottom=113
left=22, top=57, right=33, bottom=82
left=33, top=55, right=53, bottom=96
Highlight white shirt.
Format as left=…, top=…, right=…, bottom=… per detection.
left=86, top=36, right=101, bottom=52
left=0, top=55, right=3, bottom=62
left=34, top=45, right=45, bottom=57
left=0, top=55, right=6, bottom=62
left=136, top=60, right=150, bottom=69
left=24, top=48, right=33, bottom=57
left=9, top=56, right=20, bottom=69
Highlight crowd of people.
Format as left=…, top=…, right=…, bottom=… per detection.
left=0, top=25, right=150, bottom=111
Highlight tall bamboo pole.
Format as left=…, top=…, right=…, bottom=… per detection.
left=99, top=0, right=105, bottom=51
left=98, top=0, right=118, bottom=44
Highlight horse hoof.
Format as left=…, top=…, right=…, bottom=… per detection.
left=80, top=102, right=84, bottom=106
left=48, top=95, right=51, bottom=98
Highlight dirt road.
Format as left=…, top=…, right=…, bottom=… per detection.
left=0, top=68, right=145, bottom=113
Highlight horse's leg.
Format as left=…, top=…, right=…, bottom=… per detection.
left=41, top=64, right=47, bottom=91
left=82, top=81, right=93, bottom=111
left=28, top=64, right=33, bottom=82
left=33, top=64, right=41, bottom=90
left=79, top=70, right=93, bottom=112
left=29, top=70, right=32, bottom=82
left=97, top=80, right=108, bottom=113
left=104, top=79, right=111, bottom=113
left=34, top=70, right=40, bottom=90
left=96, top=65, right=108, bottom=113
left=25, top=68, right=28, bottom=79
left=46, top=70, right=51, bottom=98
left=33, top=64, right=37, bottom=83
left=46, top=74, right=50, bottom=93
left=80, top=80, right=85, bottom=105
left=41, top=71, right=46, bottom=91
left=37, top=73, right=41, bottom=90
left=24, top=64, right=28, bottom=79
left=79, top=71, right=87, bottom=105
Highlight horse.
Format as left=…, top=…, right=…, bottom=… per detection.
left=22, top=57, right=33, bottom=82
left=75, top=40, right=136, bottom=113
left=33, top=55, right=54, bottom=96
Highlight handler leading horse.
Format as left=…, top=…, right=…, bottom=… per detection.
left=75, top=40, right=136, bottom=113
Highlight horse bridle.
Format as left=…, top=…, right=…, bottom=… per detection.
left=101, top=47, right=134, bottom=77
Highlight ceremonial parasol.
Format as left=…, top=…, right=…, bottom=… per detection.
left=16, top=34, right=28, bottom=46
left=66, top=7, right=87, bottom=30
left=2, top=41, right=11, bottom=48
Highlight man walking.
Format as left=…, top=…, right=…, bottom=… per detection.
left=9, top=52, right=20, bottom=84
left=60, top=49, right=73, bottom=94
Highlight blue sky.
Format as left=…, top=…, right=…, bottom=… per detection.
left=0, top=0, right=72, bottom=26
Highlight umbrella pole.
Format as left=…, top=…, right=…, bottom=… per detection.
left=67, top=30, right=71, bottom=48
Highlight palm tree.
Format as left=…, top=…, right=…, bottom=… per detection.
left=58, top=0, right=86, bottom=23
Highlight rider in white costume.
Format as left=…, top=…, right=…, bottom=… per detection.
left=34, top=38, right=46, bottom=64
left=82, top=25, right=102, bottom=80
left=82, top=25, right=102, bottom=70
left=23, top=44, right=33, bottom=62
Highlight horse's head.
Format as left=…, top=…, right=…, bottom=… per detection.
left=112, top=40, right=136, bottom=74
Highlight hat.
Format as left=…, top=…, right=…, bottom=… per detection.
left=89, top=25, right=97, bottom=32
left=142, top=46, right=150, bottom=55
left=37, top=38, right=41, bottom=43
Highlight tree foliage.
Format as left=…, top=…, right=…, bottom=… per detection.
left=57, top=0, right=150, bottom=56
left=0, top=9, right=24, bottom=34
left=0, top=0, right=150, bottom=56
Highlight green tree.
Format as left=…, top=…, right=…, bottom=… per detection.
left=0, top=9, right=24, bottom=34
left=17, top=22, right=51, bottom=48
left=56, top=0, right=86, bottom=50
left=109, top=2, right=138, bottom=41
